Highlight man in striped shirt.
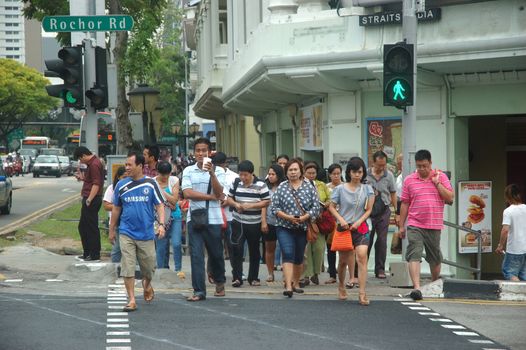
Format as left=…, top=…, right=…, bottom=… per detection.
left=399, top=150, right=454, bottom=300
left=226, top=160, right=270, bottom=287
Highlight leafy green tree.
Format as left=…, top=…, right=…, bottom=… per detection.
left=0, top=59, right=58, bottom=149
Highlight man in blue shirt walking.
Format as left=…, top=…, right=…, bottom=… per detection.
left=109, top=151, right=166, bottom=312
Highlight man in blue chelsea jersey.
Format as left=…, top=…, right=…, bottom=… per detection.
left=109, top=152, right=166, bottom=312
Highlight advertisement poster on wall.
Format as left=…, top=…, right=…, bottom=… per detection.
left=300, top=104, right=323, bottom=151
left=364, top=118, right=403, bottom=174
left=458, top=181, right=493, bottom=254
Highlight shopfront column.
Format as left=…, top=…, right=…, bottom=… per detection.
left=297, top=0, right=329, bottom=13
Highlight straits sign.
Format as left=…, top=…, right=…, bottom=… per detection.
left=359, top=8, right=441, bottom=26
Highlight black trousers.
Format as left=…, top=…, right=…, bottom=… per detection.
left=78, top=195, right=102, bottom=257
left=326, top=244, right=337, bottom=279
left=231, top=220, right=262, bottom=284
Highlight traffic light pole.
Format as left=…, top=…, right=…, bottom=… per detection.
left=402, top=0, right=417, bottom=178
left=83, top=39, right=99, bottom=155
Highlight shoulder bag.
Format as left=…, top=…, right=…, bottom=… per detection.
left=191, top=178, right=212, bottom=230
left=290, top=182, right=319, bottom=242
left=330, top=225, right=354, bottom=252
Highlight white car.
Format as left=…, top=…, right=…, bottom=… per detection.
left=33, top=155, right=62, bottom=178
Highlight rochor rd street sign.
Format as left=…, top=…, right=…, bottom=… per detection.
left=42, top=15, right=134, bottom=32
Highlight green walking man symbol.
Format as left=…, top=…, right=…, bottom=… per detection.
left=393, top=80, right=406, bottom=100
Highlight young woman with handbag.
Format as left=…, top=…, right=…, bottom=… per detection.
left=270, top=159, right=321, bottom=298
left=328, top=157, right=374, bottom=305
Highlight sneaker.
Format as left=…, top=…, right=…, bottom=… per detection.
left=409, top=289, right=423, bottom=301
left=75, top=255, right=88, bottom=261
left=84, top=256, right=101, bottom=262
left=242, top=274, right=247, bottom=281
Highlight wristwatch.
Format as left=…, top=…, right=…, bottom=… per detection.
left=86, top=199, right=91, bottom=205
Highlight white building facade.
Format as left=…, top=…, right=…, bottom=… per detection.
left=188, top=0, right=526, bottom=277
left=0, top=0, right=25, bottom=62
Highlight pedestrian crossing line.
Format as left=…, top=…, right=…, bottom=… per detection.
left=108, top=301, right=127, bottom=304
left=4, top=279, right=23, bottom=283
left=107, top=339, right=131, bottom=343
left=429, top=318, right=453, bottom=322
left=45, top=279, right=64, bottom=282
left=108, top=284, right=125, bottom=288
left=418, top=312, right=441, bottom=316
left=108, top=305, right=126, bottom=309
left=394, top=297, right=413, bottom=301
left=107, top=312, right=128, bottom=317
left=453, top=331, right=479, bottom=336
left=106, top=347, right=131, bottom=350
left=408, top=306, right=431, bottom=310
left=107, top=331, right=130, bottom=336
left=468, top=339, right=494, bottom=344
left=107, top=324, right=129, bottom=328
left=107, top=318, right=129, bottom=323
left=441, top=325, right=466, bottom=329
left=401, top=302, right=422, bottom=305
left=108, top=297, right=128, bottom=301
left=108, top=290, right=127, bottom=294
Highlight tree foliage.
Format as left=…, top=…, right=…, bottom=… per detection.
left=0, top=59, right=58, bottom=148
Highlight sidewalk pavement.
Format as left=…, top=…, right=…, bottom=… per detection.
left=0, top=244, right=525, bottom=301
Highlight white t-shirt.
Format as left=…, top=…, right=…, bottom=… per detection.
left=103, top=185, right=114, bottom=220
left=502, top=204, right=526, bottom=254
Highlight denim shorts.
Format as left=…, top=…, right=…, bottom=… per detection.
left=502, top=252, right=526, bottom=281
left=276, top=226, right=307, bottom=265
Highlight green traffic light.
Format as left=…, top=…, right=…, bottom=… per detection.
left=392, top=80, right=406, bottom=101
left=65, top=91, right=77, bottom=104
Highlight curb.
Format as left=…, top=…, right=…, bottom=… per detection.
left=432, top=278, right=526, bottom=301
left=0, top=195, right=80, bottom=237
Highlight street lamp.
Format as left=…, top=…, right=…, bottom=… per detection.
left=127, top=84, right=160, bottom=145
left=189, top=122, right=200, bottom=137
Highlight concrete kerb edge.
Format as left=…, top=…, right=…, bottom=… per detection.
left=0, top=195, right=81, bottom=237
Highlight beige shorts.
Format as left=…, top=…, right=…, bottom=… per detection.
left=405, top=226, right=443, bottom=266
left=119, top=234, right=156, bottom=280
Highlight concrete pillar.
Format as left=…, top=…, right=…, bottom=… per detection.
left=267, top=0, right=298, bottom=16
left=297, top=0, right=329, bottom=13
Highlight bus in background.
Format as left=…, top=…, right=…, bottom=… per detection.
left=20, top=136, right=51, bottom=152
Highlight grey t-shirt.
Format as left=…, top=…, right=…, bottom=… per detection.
left=331, top=183, right=374, bottom=223
left=366, top=168, right=396, bottom=206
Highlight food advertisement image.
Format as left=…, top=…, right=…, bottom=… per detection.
left=458, top=181, right=492, bottom=254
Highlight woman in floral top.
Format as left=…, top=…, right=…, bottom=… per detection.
left=271, top=159, right=321, bottom=298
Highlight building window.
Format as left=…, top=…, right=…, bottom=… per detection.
left=5, top=23, right=19, bottom=27
left=219, top=0, right=228, bottom=44
left=5, top=15, right=19, bottom=18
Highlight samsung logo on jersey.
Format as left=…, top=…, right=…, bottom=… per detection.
left=124, top=196, right=150, bottom=203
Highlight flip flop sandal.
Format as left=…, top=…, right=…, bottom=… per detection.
left=123, top=303, right=137, bottom=312
left=142, top=281, right=154, bottom=302
left=214, top=283, right=225, bottom=297
left=232, top=280, right=242, bottom=288
left=249, top=280, right=261, bottom=286
left=207, top=273, right=215, bottom=284
left=266, top=275, right=275, bottom=283
left=186, top=294, right=206, bottom=302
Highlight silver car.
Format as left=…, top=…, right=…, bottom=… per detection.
left=33, top=155, right=61, bottom=178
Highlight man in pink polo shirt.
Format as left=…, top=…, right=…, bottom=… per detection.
left=399, top=149, right=454, bottom=300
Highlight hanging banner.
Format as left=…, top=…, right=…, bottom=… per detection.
left=299, top=104, right=323, bottom=151
left=458, top=181, right=492, bottom=254
left=365, top=118, right=402, bottom=174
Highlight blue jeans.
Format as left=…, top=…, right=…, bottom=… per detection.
left=276, top=226, right=307, bottom=265
left=188, top=221, right=225, bottom=297
left=111, top=231, right=121, bottom=263
left=154, top=218, right=183, bottom=270
left=502, top=252, right=526, bottom=280
left=274, top=240, right=282, bottom=266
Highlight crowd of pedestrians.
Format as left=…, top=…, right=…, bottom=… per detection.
left=73, top=139, right=526, bottom=313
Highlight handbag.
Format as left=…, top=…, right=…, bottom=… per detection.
left=370, top=189, right=387, bottom=218
left=290, top=182, right=319, bottom=242
left=316, top=208, right=336, bottom=235
left=330, top=225, right=354, bottom=251
left=191, top=179, right=212, bottom=230
left=390, top=231, right=402, bottom=254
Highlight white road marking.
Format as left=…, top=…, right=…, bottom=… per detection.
left=108, top=297, right=128, bottom=301
left=108, top=318, right=129, bottom=323
left=469, top=339, right=494, bottom=344
left=4, top=279, right=23, bottom=283
left=108, top=284, right=125, bottom=288
left=107, top=339, right=131, bottom=343
left=441, top=325, right=466, bottom=329
left=107, top=331, right=130, bottom=336
left=45, top=279, right=64, bottom=282
left=107, top=324, right=129, bottom=328
left=429, top=318, right=453, bottom=322
left=418, top=312, right=441, bottom=316
left=401, top=302, right=421, bottom=305
left=108, top=305, right=126, bottom=309
left=107, top=301, right=127, bottom=304
left=106, top=347, right=131, bottom=350
left=394, top=297, right=413, bottom=301
left=107, top=312, right=128, bottom=316
left=453, top=331, right=479, bottom=336
left=409, top=306, right=430, bottom=310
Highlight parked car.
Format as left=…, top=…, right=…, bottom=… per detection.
left=0, top=166, right=13, bottom=215
left=58, top=156, right=73, bottom=176
left=33, top=155, right=61, bottom=178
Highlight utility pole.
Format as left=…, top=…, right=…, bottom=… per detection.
left=83, top=39, right=99, bottom=154
left=402, top=0, right=417, bottom=179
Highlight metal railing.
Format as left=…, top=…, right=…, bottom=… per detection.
left=443, top=220, right=483, bottom=280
